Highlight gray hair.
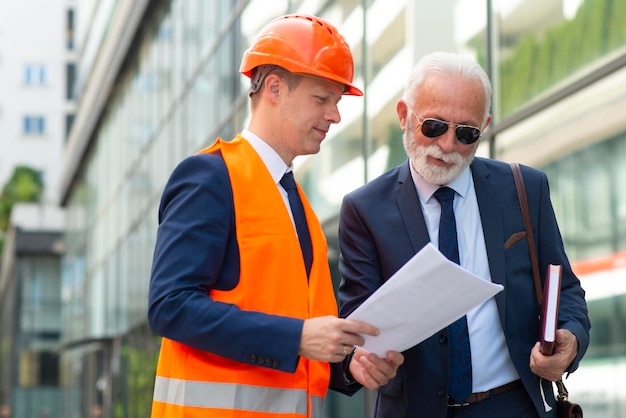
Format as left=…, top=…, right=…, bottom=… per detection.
left=402, top=51, right=492, bottom=125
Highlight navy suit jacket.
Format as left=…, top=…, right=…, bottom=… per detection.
left=336, top=157, right=590, bottom=418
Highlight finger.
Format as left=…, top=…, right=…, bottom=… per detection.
left=356, top=357, right=387, bottom=388
left=341, top=319, right=379, bottom=337
left=341, top=344, right=354, bottom=357
left=386, top=351, right=405, bottom=367
left=331, top=346, right=352, bottom=363
left=361, top=354, right=396, bottom=384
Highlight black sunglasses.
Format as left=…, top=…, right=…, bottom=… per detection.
left=412, top=112, right=481, bottom=145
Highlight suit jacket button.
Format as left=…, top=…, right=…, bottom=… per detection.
left=437, top=388, right=446, bottom=397
left=439, top=334, right=448, bottom=344
left=250, top=354, right=257, bottom=363
left=273, top=360, right=280, bottom=368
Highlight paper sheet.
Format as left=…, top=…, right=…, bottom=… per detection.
left=346, top=243, right=504, bottom=357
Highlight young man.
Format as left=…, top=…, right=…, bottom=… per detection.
left=147, top=14, right=403, bottom=418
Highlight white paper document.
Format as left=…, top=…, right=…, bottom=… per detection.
left=346, top=243, right=503, bottom=357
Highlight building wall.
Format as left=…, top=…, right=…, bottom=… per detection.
left=0, top=0, right=76, bottom=202
left=58, top=0, right=626, bottom=417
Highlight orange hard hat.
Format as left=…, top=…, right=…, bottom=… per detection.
left=240, top=14, right=363, bottom=96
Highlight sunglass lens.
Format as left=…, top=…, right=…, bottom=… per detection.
left=456, top=127, right=481, bottom=144
left=421, top=119, right=448, bottom=138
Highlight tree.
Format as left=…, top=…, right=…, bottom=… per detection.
left=0, top=166, right=44, bottom=256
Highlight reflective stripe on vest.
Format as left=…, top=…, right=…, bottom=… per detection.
left=154, top=377, right=324, bottom=417
left=153, top=376, right=309, bottom=414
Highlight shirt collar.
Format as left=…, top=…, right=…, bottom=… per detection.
left=409, top=161, right=471, bottom=203
left=242, top=129, right=292, bottom=184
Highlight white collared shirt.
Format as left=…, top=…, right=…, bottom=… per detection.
left=409, top=163, right=519, bottom=392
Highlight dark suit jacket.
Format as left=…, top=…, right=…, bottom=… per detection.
left=336, top=157, right=590, bottom=418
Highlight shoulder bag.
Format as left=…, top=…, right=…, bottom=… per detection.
left=510, top=162, right=583, bottom=418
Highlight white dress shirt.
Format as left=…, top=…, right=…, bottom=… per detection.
left=409, top=163, right=520, bottom=392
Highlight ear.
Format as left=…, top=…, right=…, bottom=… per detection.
left=263, top=73, right=282, bottom=103
left=396, top=100, right=409, bottom=131
left=483, top=114, right=493, bottom=131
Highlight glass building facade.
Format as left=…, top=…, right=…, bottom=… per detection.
left=0, top=205, right=65, bottom=418
left=58, top=0, right=626, bottom=417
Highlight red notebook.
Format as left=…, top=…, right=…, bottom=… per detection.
left=540, top=264, right=562, bottom=356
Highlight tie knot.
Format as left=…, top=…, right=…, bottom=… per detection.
left=434, top=186, right=455, bottom=203
left=280, top=171, right=297, bottom=191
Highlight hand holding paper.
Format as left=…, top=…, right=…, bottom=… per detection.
left=346, top=243, right=503, bottom=357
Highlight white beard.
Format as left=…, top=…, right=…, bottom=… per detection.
left=402, top=128, right=476, bottom=185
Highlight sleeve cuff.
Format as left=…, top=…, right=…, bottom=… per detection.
left=343, top=346, right=359, bottom=386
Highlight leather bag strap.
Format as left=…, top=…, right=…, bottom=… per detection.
left=510, top=162, right=542, bottom=311
left=510, top=163, right=573, bottom=401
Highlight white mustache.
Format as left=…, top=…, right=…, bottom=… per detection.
left=424, top=145, right=464, bottom=165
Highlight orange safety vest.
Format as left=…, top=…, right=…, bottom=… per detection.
left=151, top=136, right=338, bottom=418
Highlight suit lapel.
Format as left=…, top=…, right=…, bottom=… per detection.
left=393, top=159, right=508, bottom=321
left=395, top=161, right=431, bottom=254
left=471, top=159, right=506, bottom=322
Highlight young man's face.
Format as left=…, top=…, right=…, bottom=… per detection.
left=277, top=75, right=344, bottom=161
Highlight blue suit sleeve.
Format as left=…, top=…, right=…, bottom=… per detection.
left=532, top=169, right=591, bottom=372
left=147, top=153, right=303, bottom=372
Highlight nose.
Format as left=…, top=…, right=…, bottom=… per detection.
left=327, top=105, right=341, bottom=124
left=436, top=128, right=458, bottom=153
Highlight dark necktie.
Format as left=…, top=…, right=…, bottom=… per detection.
left=434, top=186, right=472, bottom=403
left=280, top=171, right=313, bottom=277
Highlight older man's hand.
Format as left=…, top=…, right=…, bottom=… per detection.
left=349, top=348, right=404, bottom=390
left=530, top=328, right=578, bottom=381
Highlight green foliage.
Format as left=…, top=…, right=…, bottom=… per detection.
left=0, top=165, right=44, bottom=254
left=606, top=0, right=626, bottom=50
left=112, top=339, right=160, bottom=418
left=499, top=0, right=626, bottom=117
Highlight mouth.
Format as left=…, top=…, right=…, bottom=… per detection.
left=428, top=155, right=454, bottom=167
left=314, top=127, right=328, bottom=139
left=425, top=147, right=462, bottom=168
